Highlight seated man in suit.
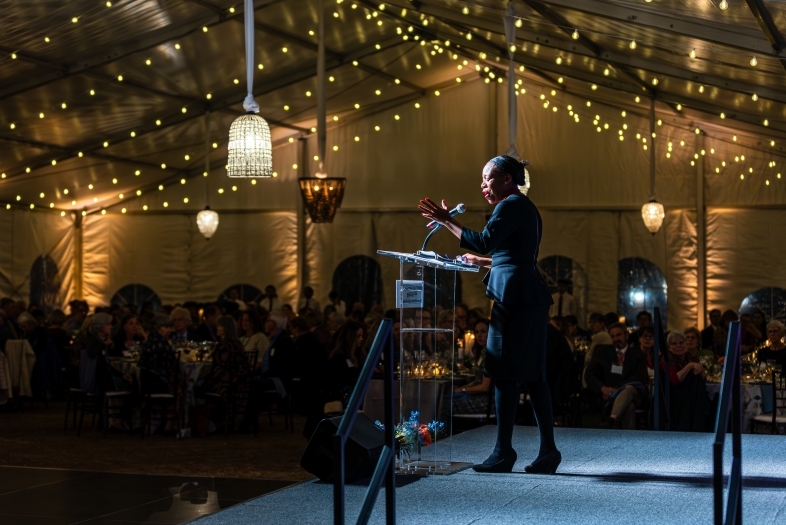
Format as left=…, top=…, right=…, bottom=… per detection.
left=586, top=322, right=649, bottom=429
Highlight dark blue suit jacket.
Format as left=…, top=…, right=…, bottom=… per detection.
left=459, top=193, right=553, bottom=306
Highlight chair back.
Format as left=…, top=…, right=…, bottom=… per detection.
left=244, top=350, right=259, bottom=371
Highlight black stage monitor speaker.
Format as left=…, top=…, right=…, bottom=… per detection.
left=300, top=413, right=385, bottom=483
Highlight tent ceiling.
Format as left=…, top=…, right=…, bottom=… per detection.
left=0, top=0, right=783, bottom=213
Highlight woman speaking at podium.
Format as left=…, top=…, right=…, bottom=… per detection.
left=418, top=155, right=560, bottom=474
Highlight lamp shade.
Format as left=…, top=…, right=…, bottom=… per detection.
left=227, top=113, right=273, bottom=178
left=196, top=205, right=219, bottom=240
left=641, top=199, right=665, bottom=234
left=298, top=177, right=346, bottom=223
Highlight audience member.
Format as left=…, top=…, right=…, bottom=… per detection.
left=328, top=290, right=347, bottom=316
left=193, top=305, right=220, bottom=342
left=201, top=316, right=249, bottom=398
left=298, top=286, right=321, bottom=313
left=112, top=314, right=147, bottom=357
left=586, top=322, right=649, bottom=429
left=170, top=307, right=195, bottom=343
left=636, top=326, right=656, bottom=366
left=701, top=309, right=722, bottom=350
left=1, top=298, right=19, bottom=338
left=740, top=313, right=762, bottom=354
left=227, top=288, right=247, bottom=311
left=46, top=309, right=71, bottom=376
left=452, top=318, right=493, bottom=415
left=713, top=310, right=739, bottom=356
left=454, top=304, right=469, bottom=338
left=281, top=304, right=296, bottom=321
left=73, top=313, right=133, bottom=394
left=291, top=316, right=328, bottom=438
left=64, top=300, right=88, bottom=334
left=758, top=320, right=786, bottom=370
left=324, top=321, right=366, bottom=405
left=138, top=314, right=177, bottom=395
left=549, top=279, right=576, bottom=318
left=664, top=331, right=708, bottom=432
left=584, top=312, right=611, bottom=375
left=564, top=314, right=590, bottom=339
left=261, top=313, right=295, bottom=381
left=238, top=310, right=270, bottom=371
left=261, top=285, right=282, bottom=313
left=752, top=309, right=768, bottom=343
left=684, top=326, right=713, bottom=360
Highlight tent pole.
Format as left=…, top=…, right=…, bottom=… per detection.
left=73, top=211, right=83, bottom=300
left=297, top=137, right=308, bottom=297
left=696, top=132, right=707, bottom=329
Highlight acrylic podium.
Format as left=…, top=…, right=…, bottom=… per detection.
left=376, top=248, right=479, bottom=475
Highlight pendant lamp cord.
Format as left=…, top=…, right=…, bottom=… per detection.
left=317, top=0, right=326, bottom=174
left=649, top=97, right=656, bottom=200
left=243, top=0, right=259, bottom=113
left=204, top=111, right=210, bottom=206
left=503, top=1, right=519, bottom=160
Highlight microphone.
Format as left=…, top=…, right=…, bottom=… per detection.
left=426, top=203, right=466, bottom=229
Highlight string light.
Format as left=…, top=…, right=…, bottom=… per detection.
left=719, top=0, right=729, bottom=10
left=750, top=55, right=758, bottom=67
left=572, top=29, right=579, bottom=40
left=689, top=48, right=697, bottom=59
left=751, top=93, right=758, bottom=101
left=629, top=40, right=637, bottom=49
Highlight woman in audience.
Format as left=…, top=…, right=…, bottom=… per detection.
left=665, top=331, right=708, bottom=432
left=637, top=326, right=656, bottom=366
left=239, top=310, right=270, bottom=371
left=112, top=314, right=147, bottom=357
left=757, top=320, right=786, bottom=371
left=324, top=321, right=365, bottom=405
left=138, top=314, right=177, bottom=395
left=72, top=313, right=133, bottom=394
left=452, top=319, right=493, bottom=414
left=202, top=316, right=249, bottom=397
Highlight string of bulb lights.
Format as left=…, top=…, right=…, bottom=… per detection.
left=0, top=0, right=783, bottom=215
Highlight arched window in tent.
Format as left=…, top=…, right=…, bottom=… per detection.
left=332, top=256, right=384, bottom=314
left=739, top=287, right=786, bottom=323
left=218, top=284, right=264, bottom=309
left=111, top=284, right=162, bottom=315
left=538, top=255, right=587, bottom=325
left=30, top=255, right=61, bottom=315
left=617, top=258, right=668, bottom=328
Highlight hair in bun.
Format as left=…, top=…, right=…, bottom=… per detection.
left=488, top=155, right=530, bottom=187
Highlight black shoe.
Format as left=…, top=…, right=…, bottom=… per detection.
left=472, top=449, right=517, bottom=473
left=524, top=449, right=562, bottom=474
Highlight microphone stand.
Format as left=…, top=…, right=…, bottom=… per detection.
left=421, top=225, right=442, bottom=252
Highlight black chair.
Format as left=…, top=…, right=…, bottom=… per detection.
left=141, top=351, right=182, bottom=437
left=206, top=350, right=258, bottom=437
left=75, top=390, right=132, bottom=437
left=752, top=371, right=786, bottom=434
left=263, top=377, right=294, bottom=432
left=63, top=388, right=84, bottom=430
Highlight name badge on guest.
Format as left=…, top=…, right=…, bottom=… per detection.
left=346, top=359, right=354, bottom=368
left=611, top=364, right=623, bottom=375
left=270, top=348, right=276, bottom=356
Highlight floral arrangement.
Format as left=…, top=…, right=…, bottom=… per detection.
left=375, top=411, right=445, bottom=457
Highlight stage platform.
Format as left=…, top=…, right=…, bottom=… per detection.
left=192, top=426, right=786, bottom=524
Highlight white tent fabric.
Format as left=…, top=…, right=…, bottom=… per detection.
left=2, top=78, right=785, bottom=329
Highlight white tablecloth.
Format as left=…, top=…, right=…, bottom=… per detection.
left=3, top=340, right=36, bottom=397
left=706, top=382, right=764, bottom=433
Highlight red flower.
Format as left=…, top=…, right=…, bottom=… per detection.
left=419, top=425, right=432, bottom=446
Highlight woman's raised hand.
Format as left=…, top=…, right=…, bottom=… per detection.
left=418, top=198, right=452, bottom=226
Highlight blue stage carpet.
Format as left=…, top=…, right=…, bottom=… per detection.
left=191, top=426, right=786, bottom=524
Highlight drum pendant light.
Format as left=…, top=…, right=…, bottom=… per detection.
left=298, top=0, right=346, bottom=223
left=227, top=0, right=273, bottom=178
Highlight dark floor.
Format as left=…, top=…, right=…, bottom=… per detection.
left=194, top=426, right=786, bottom=525
left=0, top=466, right=295, bottom=525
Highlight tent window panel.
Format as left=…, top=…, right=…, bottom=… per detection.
left=617, top=257, right=667, bottom=328
left=739, top=287, right=786, bottom=324
left=332, top=255, right=385, bottom=314
left=111, top=284, right=161, bottom=314
left=30, top=255, right=61, bottom=316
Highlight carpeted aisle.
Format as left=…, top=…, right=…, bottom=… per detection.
left=191, top=426, right=786, bottom=525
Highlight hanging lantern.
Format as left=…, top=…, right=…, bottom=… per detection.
left=227, top=114, right=272, bottom=177
left=298, top=178, right=346, bottom=223
left=641, top=199, right=665, bottom=235
left=227, top=0, right=273, bottom=178
left=196, top=205, right=219, bottom=239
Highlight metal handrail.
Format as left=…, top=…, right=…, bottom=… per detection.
left=713, top=321, right=743, bottom=525
left=333, top=318, right=396, bottom=525
left=653, top=306, right=670, bottom=430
